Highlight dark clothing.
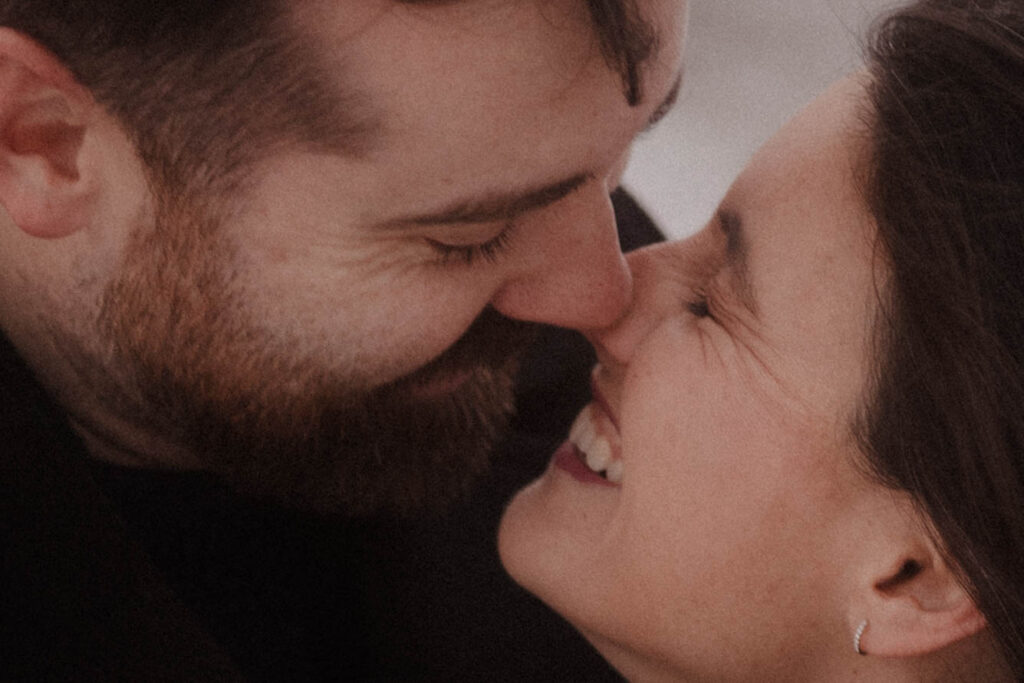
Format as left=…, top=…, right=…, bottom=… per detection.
left=0, top=190, right=662, bottom=682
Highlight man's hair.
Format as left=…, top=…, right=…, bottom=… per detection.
left=860, top=0, right=1024, bottom=673
left=0, top=0, right=655, bottom=198
left=572, top=0, right=657, bottom=105
left=0, top=0, right=373, bottom=198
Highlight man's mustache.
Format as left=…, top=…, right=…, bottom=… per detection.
left=385, top=306, right=537, bottom=397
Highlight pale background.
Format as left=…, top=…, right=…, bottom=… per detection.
left=622, top=0, right=900, bottom=239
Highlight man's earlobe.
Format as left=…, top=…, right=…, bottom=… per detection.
left=850, top=542, right=987, bottom=658
left=0, top=28, right=95, bottom=238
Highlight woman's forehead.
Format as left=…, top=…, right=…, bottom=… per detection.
left=716, top=77, right=881, bottom=414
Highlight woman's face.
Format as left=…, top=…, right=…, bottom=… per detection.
left=499, top=78, right=891, bottom=680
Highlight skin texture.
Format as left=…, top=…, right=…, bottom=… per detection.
left=499, top=78, right=951, bottom=680
left=0, top=1, right=687, bottom=512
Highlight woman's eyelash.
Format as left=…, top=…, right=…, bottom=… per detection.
left=428, top=225, right=516, bottom=266
left=687, top=290, right=713, bottom=319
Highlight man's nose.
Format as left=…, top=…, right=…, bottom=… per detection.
left=491, top=186, right=632, bottom=331
left=587, top=241, right=679, bottom=367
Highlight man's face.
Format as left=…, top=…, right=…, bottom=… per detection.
left=91, top=0, right=688, bottom=513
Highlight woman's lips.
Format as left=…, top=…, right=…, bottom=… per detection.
left=554, top=401, right=623, bottom=486
left=553, top=441, right=618, bottom=488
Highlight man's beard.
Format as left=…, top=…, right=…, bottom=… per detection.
left=86, top=195, right=535, bottom=516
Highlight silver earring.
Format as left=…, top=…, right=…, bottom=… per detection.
left=854, top=620, right=868, bottom=656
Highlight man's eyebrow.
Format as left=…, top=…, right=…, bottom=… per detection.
left=644, top=71, right=684, bottom=131
left=390, top=71, right=683, bottom=229
left=717, top=208, right=758, bottom=315
left=394, top=173, right=593, bottom=227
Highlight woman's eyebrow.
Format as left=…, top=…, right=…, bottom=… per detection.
left=717, top=208, right=758, bottom=315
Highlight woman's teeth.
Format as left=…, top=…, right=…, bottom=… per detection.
left=568, top=404, right=623, bottom=484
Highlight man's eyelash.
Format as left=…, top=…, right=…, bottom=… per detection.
left=427, top=225, right=516, bottom=266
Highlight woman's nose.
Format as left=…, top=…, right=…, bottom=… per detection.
left=587, top=241, right=686, bottom=368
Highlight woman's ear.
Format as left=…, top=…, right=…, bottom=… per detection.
left=848, top=506, right=987, bottom=659
left=0, top=28, right=98, bottom=238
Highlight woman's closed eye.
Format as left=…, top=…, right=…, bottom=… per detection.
left=687, top=289, right=714, bottom=320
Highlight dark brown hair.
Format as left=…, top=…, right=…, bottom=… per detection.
left=0, top=0, right=656, bottom=198
left=0, top=0, right=367, bottom=198
left=580, top=0, right=657, bottom=105
left=861, top=0, right=1024, bottom=674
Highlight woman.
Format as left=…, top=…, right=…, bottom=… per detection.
left=499, top=0, right=1024, bottom=679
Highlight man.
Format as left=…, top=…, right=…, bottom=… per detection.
left=0, top=0, right=686, bottom=679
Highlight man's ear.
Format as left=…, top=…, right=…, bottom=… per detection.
left=0, top=28, right=97, bottom=238
left=849, top=514, right=987, bottom=659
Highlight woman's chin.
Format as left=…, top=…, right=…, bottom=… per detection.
left=497, top=503, right=684, bottom=683
left=497, top=443, right=643, bottom=668
left=498, top=441, right=622, bottom=592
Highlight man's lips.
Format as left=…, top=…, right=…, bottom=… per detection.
left=408, top=368, right=473, bottom=399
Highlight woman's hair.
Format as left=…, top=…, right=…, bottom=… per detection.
left=860, top=0, right=1024, bottom=674
left=0, top=0, right=655, bottom=198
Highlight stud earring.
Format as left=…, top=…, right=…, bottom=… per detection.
left=854, top=620, right=868, bottom=656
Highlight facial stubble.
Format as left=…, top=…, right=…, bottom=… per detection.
left=95, top=194, right=534, bottom=516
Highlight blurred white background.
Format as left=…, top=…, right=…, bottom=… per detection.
left=622, top=0, right=900, bottom=239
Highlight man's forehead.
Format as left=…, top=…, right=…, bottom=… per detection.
left=395, top=0, right=664, bottom=105
left=282, top=0, right=685, bottom=222
left=294, top=0, right=594, bottom=45
left=332, top=5, right=631, bottom=131
left=285, top=0, right=681, bottom=158
left=296, top=0, right=664, bottom=92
